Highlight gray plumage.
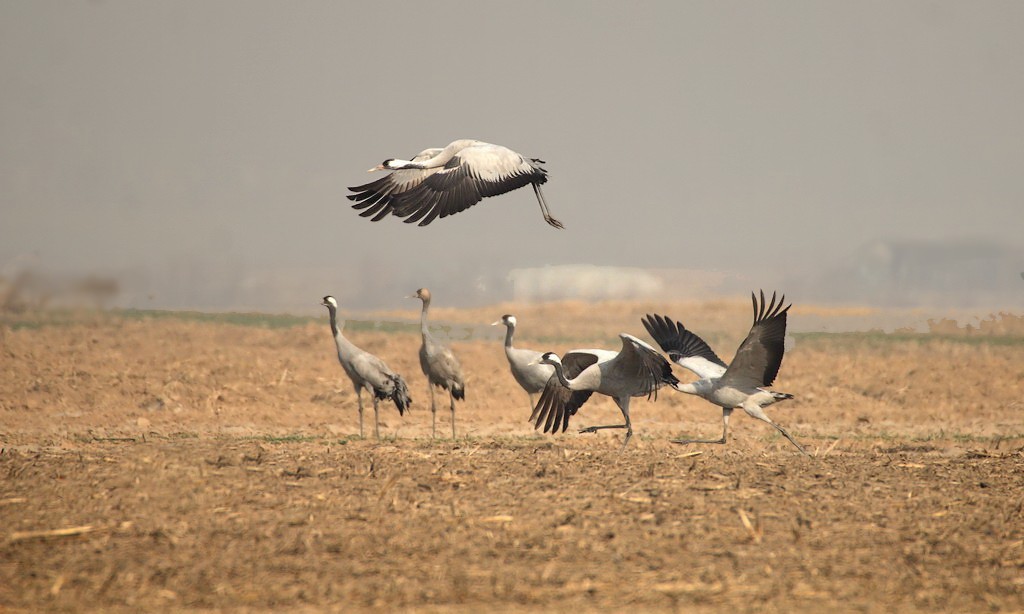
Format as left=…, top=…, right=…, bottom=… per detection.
left=491, top=314, right=554, bottom=411
left=410, top=288, right=465, bottom=439
left=321, top=295, right=412, bottom=439
left=348, top=139, right=563, bottom=228
left=530, top=334, right=679, bottom=448
left=642, top=290, right=807, bottom=455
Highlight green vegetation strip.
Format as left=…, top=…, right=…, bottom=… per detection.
left=4, top=308, right=1022, bottom=346
left=793, top=331, right=1024, bottom=347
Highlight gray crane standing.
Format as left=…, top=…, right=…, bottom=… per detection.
left=410, top=288, right=465, bottom=439
left=492, top=314, right=554, bottom=411
left=321, top=295, right=411, bottom=439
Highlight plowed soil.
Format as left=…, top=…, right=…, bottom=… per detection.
left=2, top=301, right=1023, bottom=612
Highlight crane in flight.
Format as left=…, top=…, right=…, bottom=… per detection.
left=348, top=139, right=563, bottom=228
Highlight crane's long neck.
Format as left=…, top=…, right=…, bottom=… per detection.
left=419, top=297, right=431, bottom=337
left=325, top=305, right=356, bottom=356
left=503, top=323, right=515, bottom=349
left=672, top=380, right=705, bottom=396
left=326, top=303, right=341, bottom=337
left=392, top=142, right=464, bottom=170
left=550, top=360, right=579, bottom=390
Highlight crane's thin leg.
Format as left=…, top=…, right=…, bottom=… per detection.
left=449, top=389, right=457, bottom=441
left=356, top=388, right=365, bottom=439
left=579, top=398, right=633, bottom=448
left=743, top=405, right=809, bottom=456
left=532, top=184, right=564, bottom=229
left=617, top=398, right=634, bottom=450
left=671, top=408, right=732, bottom=445
left=528, top=393, right=536, bottom=413
left=372, top=395, right=381, bottom=441
left=429, top=385, right=437, bottom=439
left=579, top=424, right=629, bottom=434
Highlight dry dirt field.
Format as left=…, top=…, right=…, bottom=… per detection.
left=1, top=300, right=1023, bottom=612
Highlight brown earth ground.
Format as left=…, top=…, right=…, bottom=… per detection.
left=1, top=300, right=1023, bottom=612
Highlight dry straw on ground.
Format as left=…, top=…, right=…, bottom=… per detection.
left=1, top=302, right=1022, bottom=612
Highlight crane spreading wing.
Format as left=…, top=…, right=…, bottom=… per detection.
left=642, top=314, right=728, bottom=379
left=719, top=290, right=790, bottom=389
left=529, top=352, right=598, bottom=434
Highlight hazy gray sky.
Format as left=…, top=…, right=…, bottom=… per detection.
left=1, top=2, right=1022, bottom=310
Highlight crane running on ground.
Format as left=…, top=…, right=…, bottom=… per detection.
left=529, top=334, right=679, bottom=448
left=642, top=290, right=808, bottom=455
left=321, top=295, right=412, bottom=439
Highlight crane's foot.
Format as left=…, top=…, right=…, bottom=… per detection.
left=670, top=437, right=727, bottom=445
left=545, top=215, right=565, bottom=230
left=579, top=424, right=627, bottom=435
left=771, top=424, right=810, bottom=456
left=783, top=437, right=810, bottom=457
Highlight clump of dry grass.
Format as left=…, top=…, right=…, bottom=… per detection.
left=928, top=312, right=1024, bottom=337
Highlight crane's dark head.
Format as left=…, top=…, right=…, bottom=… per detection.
left=410, top=288, right=431, bottom=303
left=540, top=351, right=561, bottom=365
left=367, top=158, right=400, bottom=172
left=321, top=295, right=338, bottom=309
left=528, top=351, right=560, bottom=367
left=491, top=314, right=517, bottom=327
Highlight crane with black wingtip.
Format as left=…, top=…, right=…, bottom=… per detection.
left=530, top=334, right=679, bottom=449
left=348, top=139, right=563, bottom=228
left=321, top=295, right=412, bottom=439
left=642, top=290, right=807, bottom=455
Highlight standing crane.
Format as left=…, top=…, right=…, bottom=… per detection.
left=348, top=139, right=563, bottom=228
left=410, top=288, right=465, bottom=439
left=321, top=295, right=412, bottom=439
left=642, top=290, right=807, bottom=455
left=529, top=334, right=679, bottom=448
left=492, top=314, right=554, bottom=411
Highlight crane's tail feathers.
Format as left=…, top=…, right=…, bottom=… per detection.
left=657, top=358, right=680, bottom=397
left=451, top=385, right=465, bottom=401
left=374, top=375, right=412, bottom=415
left=390, top=375, right=412, bottom=415
left=771, top=391, right=794, bottom=401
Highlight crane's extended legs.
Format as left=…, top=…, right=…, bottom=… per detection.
left=578, top=398, right=633, bottom=449
left=428, top=385, right=437, bottom=438
left=672, top=408, right=731, bottom=446
left=372, top=395, right=381, bottom=440
left=743, top=404, right=808, bottom=456
left=356, top=389, right=365, bottom=439
left=671, top=406, right=809, bottom=455
left=532, top=184, right=564, bottom=229
left=449, top=390, right=457, bottom=440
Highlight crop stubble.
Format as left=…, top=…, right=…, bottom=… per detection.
left=1, top=303, right=1023, bottom=612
